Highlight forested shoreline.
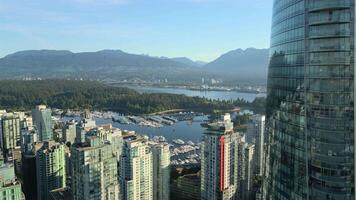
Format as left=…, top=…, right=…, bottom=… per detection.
left=0, top=80, right=265, bottom=114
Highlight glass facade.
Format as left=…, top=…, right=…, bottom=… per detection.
left=32, top=106, right=53, bottom=141
left=264, top=0, right=355, bottom=199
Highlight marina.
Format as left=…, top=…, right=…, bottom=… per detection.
left=59, top=110, right=209, bottom=166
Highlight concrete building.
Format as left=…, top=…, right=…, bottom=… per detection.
left=49, top=187, right=72, bottom=200
left=21, top=127, right=38, bottom=155
left=22, top=115, right=33, bottom=129
left=75, top=118, right=96, bottom=144
left=0, top=113, right=21, bottom=159
left=62, top=120, right=76, bottom=145
left=201, top=113, right=239, bottom=200
left=32, top=105, right=53, bottom=141
left=86, top=124, right=123, bottom=161
left=71, top=136, right=119, bottom=200
left=35, top=141, right=67, bottom=200
left=237, top=139, right=255, bottom=200
left=0, top=160, right=24, bottom=200
left=152, top=143, right=170, bottom=200
left=120, top=135, right=153, bottom=200
left=171, top=173, right=201, bottom=200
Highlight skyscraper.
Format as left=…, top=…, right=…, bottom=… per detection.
left=35, top=141, right=67, bottom=200
left=32, top=105, right=53, bottom=141
left=171, top=173, right=201, bottom=200
left=201, top=113, right=239, bottom=200
left=246, top=114, right=265, bottom=176
left=75, top=118, right=96, bottom=144
left=237, top=139, right=255, bottom=200
left=120, top=135, right=153, bottom=200
left=71, top=136, right=119, bottom=200
left=0, top=113, right=21, bottom=159
left=264, top=0, right=355, bottom=199
left=86, top=124, right=123, bottom=161
left=21, top=127, right=38, bottom=155
left=152, top=143, right=170, bottom=200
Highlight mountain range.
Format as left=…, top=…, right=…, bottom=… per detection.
left=204, top=48, right=269, bottom=83
left=0, top=48, right=269, bottom=84
left=171, top=57, right=207, bottom=67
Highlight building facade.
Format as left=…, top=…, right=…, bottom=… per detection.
left=71, top=136, right=119, bottom=200
left=35, top=141, right=67, bottom=200
left=246, top=114, right=265, bottom=176
left=201, top=114, right=239, bottom=200
left=86, top=124, right=123, bottom=163
left=62, top=121, right=76, bottom=145
left=152, top=143, right=170, bottom=200
left=264, top=0, right=355, bottom=199
left=171, top=173, right=201, bottom=200
left=0, top=160, right=24, bottom=200
left=120, top=136, right=153, bottom=200
left=32, top=105, right=53, bottom=141
left=237, top=141, right=255, bottom=200
left=21, top=127, right=38, bottom=155
left=0, top=114, right=21, bottom=159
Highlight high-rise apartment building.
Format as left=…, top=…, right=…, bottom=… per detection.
left=21, top=127, right=38, bottom=155
left=35, top=141, right=67, bottom=200
left=0, top=113, right=21, bottom=159
left=246, top=114, right=265, bottom=176
left=71, top=136, right=119, bottom=200
left=120, top=135, right=153, bottom=200
left=264, top=0, right=355, bottom=199
left=0, top=159, right=24, bottom=200
left=86, top=124, right=123, bottom=161
left=75, top=118, right=96, bottom=144
left=152, top=143, right=170, bottom=200
left=32, top=105, right=53, bottom=141
left=237, top=140, right=255, bottom=200
left=171, top=173, right=201, bottom=200
left=62, top=121, right=76, bottom=145
left=201, top=113, right=239, bottom=200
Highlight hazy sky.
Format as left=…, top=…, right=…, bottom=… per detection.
left=0, top=0, right=273, bottom=61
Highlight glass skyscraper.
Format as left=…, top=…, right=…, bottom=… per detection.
left=32, top=105, right=53, bottom=141
left=264, top=0, right=355, bottom=199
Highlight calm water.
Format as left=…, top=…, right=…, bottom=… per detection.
left=65, top=86, right=259, bottom=142
left=95, top=116, right=208, bottom=143
left=125, top=85, right=265, bottom=102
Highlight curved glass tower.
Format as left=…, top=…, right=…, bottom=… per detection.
left=264, top=0, right=355, bottom=199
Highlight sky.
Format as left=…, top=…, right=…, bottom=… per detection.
left=0, top=0, right=273, bottom=62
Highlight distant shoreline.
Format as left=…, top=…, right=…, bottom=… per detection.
left=110, top=83, right=266, bottom=95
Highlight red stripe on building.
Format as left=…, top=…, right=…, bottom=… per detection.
left=220, top=136, right=225, bottom=192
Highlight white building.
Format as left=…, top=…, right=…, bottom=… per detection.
left=62, top=121, right=76, bottom=145
left=71, top=136, right=119, bottom=200
left=120, top=135, right=153, bottom=200
left=201, top=113, right=239, bottom=200
left=152, top=143, right=170, bottom=200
